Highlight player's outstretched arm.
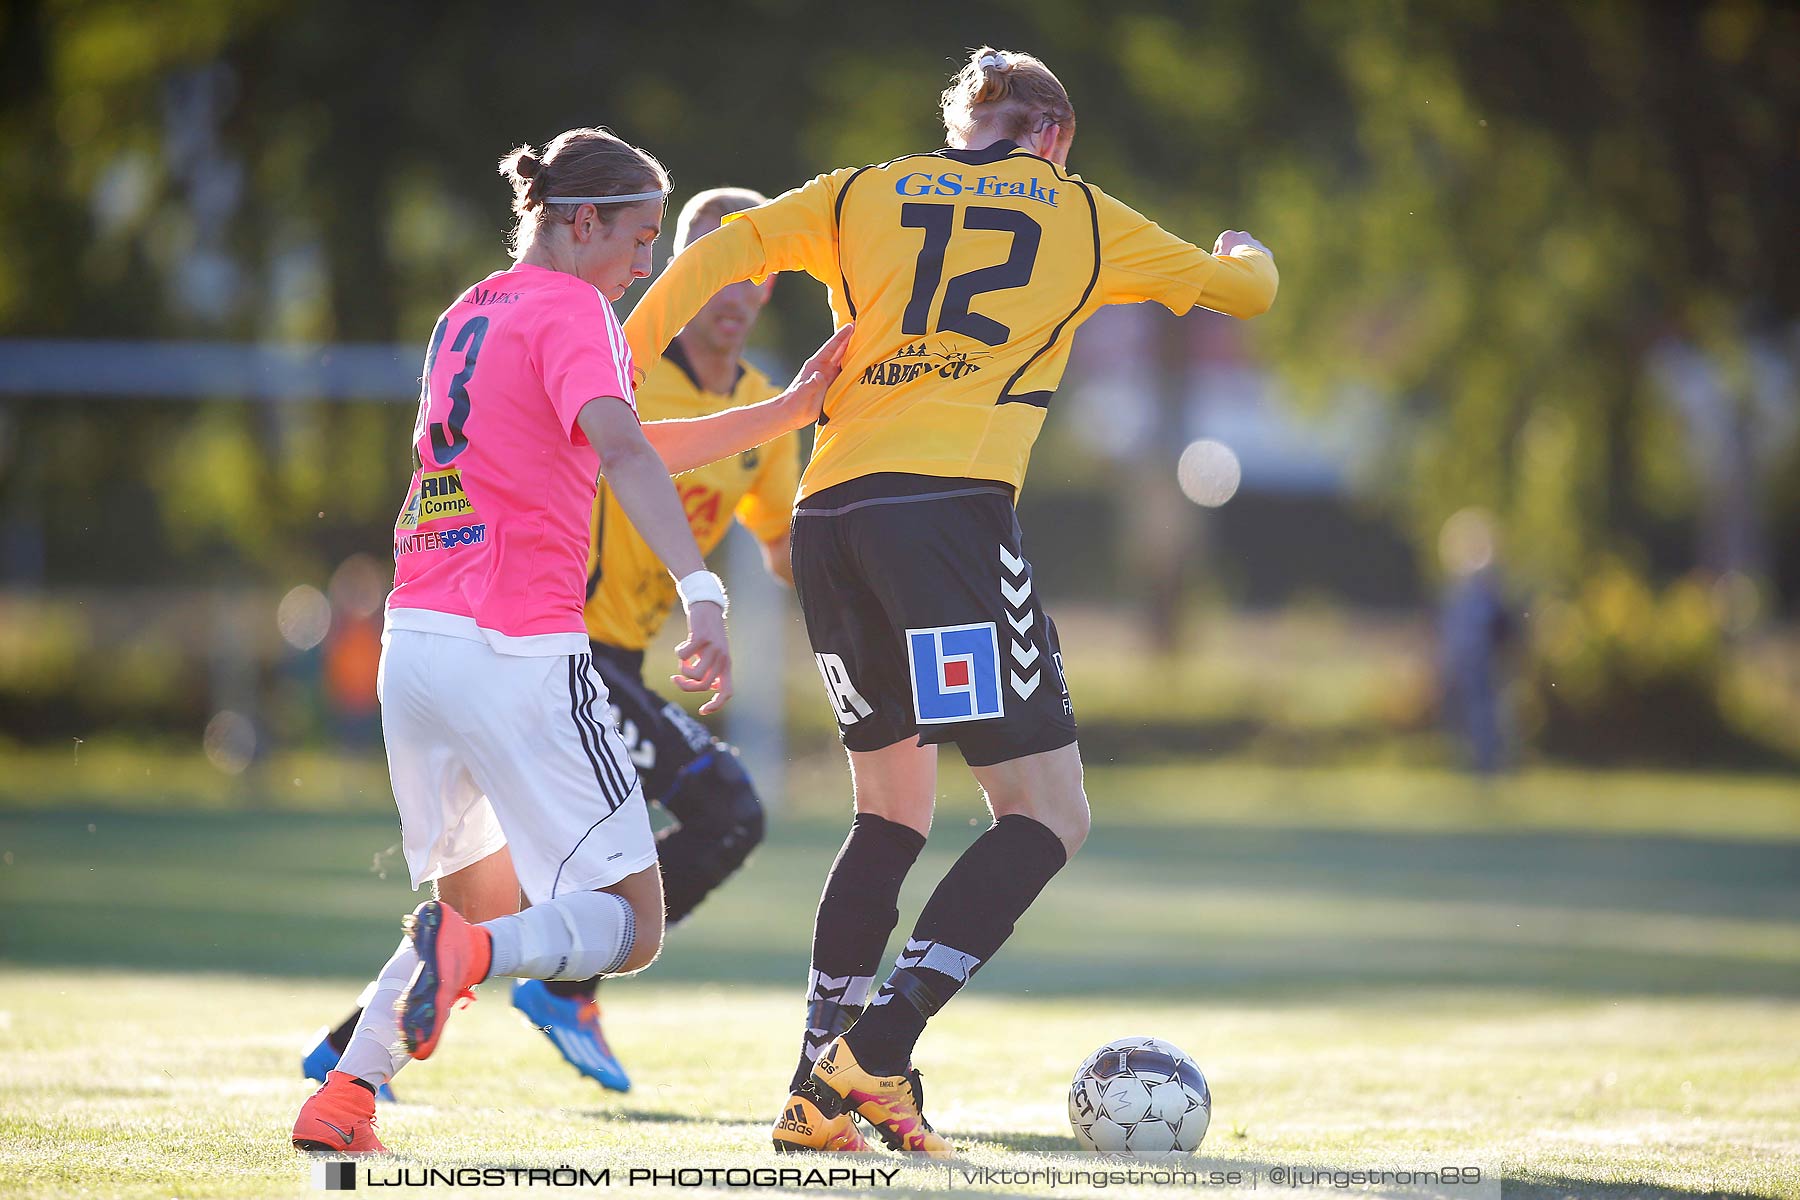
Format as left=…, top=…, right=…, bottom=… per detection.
left=639, top=323, right=853, bottom=474
left=1199, top=231, right=1278, bottom=319
left=625, top=173, right=845, bottom=381
left=1096, top=192, right=1279, bottom=320
left=578, top=395, right=732, bottom=714
left=624, top=218, right=770, bottom=384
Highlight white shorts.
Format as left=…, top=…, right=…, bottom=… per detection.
left=378, top=628, right=656, bottom=903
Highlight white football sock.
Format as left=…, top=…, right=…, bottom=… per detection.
left=335, top=938, right=416, bottom=1086
left=482, top=891, right=636, bottom=981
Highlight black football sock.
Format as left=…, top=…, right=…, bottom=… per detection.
left=845, top=814, right=1068, bottom=1077
left=544, top=976, right=600, bottom=999
left=790, top=811, right=927, bottom=1092
left=325, top=1008, right=363, bottom=1054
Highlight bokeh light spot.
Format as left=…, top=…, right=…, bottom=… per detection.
left=277, top=584, right=331, bottom=651
left=1177, top=440, right=1242, bottom=507
left=202, top=710, right=256, bottom=775
left=329, top=554, right=387, bottom=619
left=1439, top=507, right=1498, bottom=577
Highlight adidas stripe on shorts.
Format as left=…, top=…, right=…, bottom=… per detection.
left=378, top=628, right=657, bottom=903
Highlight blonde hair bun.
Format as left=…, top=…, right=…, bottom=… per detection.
left=941, top=46, right=1075, bottom=148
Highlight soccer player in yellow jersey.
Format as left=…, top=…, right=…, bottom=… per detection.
left=300, top=187, right=802, bottom=1098
left=626, top=47, right=1276, bottom=1157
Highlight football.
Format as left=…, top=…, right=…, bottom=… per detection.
left=1067, top=1037, right=1211, bottom=1158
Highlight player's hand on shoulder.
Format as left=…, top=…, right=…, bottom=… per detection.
left=673, top=602, right=732, bottom=715
left=781, top=323, right=855, bottom=429
left=1213, top=230, right=1271, bottom=258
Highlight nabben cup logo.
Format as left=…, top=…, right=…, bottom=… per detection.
left=313, top=1160, right=356, bottom=1191
left=858, top=341, right=988, bottom=388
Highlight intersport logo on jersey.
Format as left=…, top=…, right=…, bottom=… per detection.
left=395, top=523, right=487, bottom=555
left=894, top=171, right=1059, bottom=207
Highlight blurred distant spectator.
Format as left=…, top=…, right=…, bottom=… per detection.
left=1649, top=335, right=1797, bottom=590
left=1437, top=509, right=1517, bottom=775
left=323, top=555, right=385, bottom=746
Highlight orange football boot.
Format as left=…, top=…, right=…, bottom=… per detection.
left=396, top=899, right=491, bottom=1061
left=292, top=1070, right=386, bottom=1153
left=808, top=1036, right=952, bottom=1158
left=771, top=1074, right=870, bottom=1153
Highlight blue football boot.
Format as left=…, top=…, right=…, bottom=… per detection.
left=511, top=979, right=631, bottom=1092
left=302, top=1026, right=398, bottom=1103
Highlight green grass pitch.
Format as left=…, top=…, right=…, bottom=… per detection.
left=2, top=762, right=1798, bottom=1198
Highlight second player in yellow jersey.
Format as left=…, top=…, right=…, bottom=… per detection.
left=585, top=340, right=797, bottom=652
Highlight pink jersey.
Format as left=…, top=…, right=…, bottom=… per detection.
left=385, top=263, right=636, bottom=655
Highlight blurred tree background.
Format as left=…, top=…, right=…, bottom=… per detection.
left=1, top=0, right=1796, bottom=767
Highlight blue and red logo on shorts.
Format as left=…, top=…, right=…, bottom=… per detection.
left=906, top=623, right=1005, bottom=724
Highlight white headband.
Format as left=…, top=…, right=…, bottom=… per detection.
left=544, top=190, right=667, bottom=205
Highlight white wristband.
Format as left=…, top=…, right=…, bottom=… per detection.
left=676, top=569, right=728, bottom=616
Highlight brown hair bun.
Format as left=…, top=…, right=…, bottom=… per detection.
left=940, top=45, right=1075, bottom=148
left=498, top=128, right=672, bottom=258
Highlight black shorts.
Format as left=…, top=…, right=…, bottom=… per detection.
left=590, top=642, right=727, bottom=803
left=790, top=473, right=1076, bottom=767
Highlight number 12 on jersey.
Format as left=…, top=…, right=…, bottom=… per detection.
left=899, top=203, right=1041, bottom=347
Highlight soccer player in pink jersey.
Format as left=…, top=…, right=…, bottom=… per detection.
left=292, top=127, right=850, bottom=1154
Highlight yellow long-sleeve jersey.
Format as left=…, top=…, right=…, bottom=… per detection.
left=582, top=342, right=799, bottom=652
left=624, top=140, right=1277, bottom=500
